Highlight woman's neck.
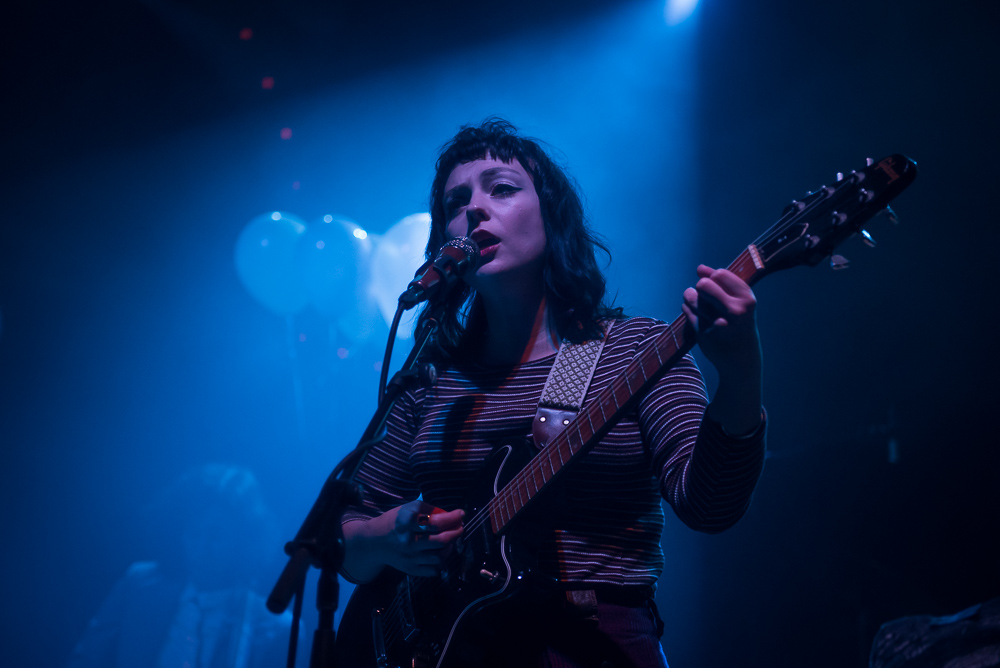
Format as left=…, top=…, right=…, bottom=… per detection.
left=477, top=290, right=559, bottom=366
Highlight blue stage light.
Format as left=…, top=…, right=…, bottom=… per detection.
left=665, top=0, right=699, bottom=25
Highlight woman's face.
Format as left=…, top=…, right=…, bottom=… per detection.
left=442, top=156, right=547, bottom=293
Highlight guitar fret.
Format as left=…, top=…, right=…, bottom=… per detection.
left=577, top=416, right=592, bottom=444
left=528, top=464, right=540, bottom=494
left=516, top=480, right=527, bottom=509
left=672, top=322, right=682, bottom=351
left=643, top=351, right=660, bottom=379
left=501, top=488, right=512, bottom=515
left=637, top=353, right=649, bottom=381
left=644, top=355, right=652, bottom=380
left=538, top=460, right=550, bottom=485
left=613, top=382, right=627, bottom=408
left=661, top=333, right=675, bottom=358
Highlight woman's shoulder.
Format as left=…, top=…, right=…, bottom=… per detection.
left=604, top=315, right=668, bottom=342
left=602, top=315, right=699, bottom=370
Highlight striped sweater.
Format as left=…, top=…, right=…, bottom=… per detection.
left=344, top=316, right=766, bottom=587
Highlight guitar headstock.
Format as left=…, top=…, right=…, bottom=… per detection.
left=745, top=155, right=917, bottom=282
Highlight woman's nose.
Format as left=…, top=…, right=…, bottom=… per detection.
left=466, top=196, right=490, bottom=227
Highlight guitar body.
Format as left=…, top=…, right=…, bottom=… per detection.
left=336, top=440, right=540, bottom=668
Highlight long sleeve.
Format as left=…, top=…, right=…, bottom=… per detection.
left=636, top=322, right=766, bottom=533
left=341, top=386, right=424, bottom=525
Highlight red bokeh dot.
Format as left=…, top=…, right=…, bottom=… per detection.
left=280, top=127, right=292, bottom=140
left=239, top=27, right=253, bottom=40
left=261, top=76, right=274, bottom=90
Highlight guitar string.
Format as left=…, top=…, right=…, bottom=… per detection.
left=466, top=314, right=689, bottom=538
left=376, top=289, right=734, bottom=650
left=457, top=203, right=808, bottom=537
left=375, top=316, right=694, bottom=649
left=449, top=181, right=854, bottom=538
left=374, top=171, right=878, bottom=652
left=461, top=173, right=865, bottom=536
left=749, top=175, right=871, bottom=257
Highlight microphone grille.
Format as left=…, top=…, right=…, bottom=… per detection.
left=444, top=236, right=481, bottom=270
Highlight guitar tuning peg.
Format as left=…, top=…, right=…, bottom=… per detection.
left=866, top=157, right=874, bottom=166
left=830, top=254, right=850, bottom=270
left=836, top=172, right=844, bottom=182
left=860, top=229, right=876, bottom=247
left=877, top=205, right=899, bottom=225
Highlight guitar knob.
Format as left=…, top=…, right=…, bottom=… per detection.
left=858, top=188, right=875, bottom=203
left=877, top=205, right=899, bottom=225
left=836, top=172, right=844, bottom=182
left=783, top=200, right=806, bottom=216
left=866, top=157, right=874, bottom=166
left=860, top=229, right=876, bottom=248
left=830, top=211, right=847, bottom=226
left=830, top=254, right=850, bottom=270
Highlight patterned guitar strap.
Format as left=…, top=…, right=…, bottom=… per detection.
left=531, top=320, right=613, bottom=449
left=530, top=320, right=613, bottom=621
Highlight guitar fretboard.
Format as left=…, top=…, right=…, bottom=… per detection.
left=485, top=248, right=764, bottom=534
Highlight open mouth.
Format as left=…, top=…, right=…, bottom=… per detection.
left=471, top=232, right=500, bottom=255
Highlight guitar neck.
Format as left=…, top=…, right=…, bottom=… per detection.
left=484, top=249, right=765, bottom=534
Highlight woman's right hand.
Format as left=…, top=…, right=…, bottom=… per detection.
left=341, top=501, right=465, bottom=581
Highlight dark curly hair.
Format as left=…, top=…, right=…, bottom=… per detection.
left=419, top=118, right=622, bottom=359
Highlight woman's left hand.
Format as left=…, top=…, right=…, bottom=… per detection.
left=682, top=264, right=763, bottom=435
left=682, top=264, right=761, bottom=376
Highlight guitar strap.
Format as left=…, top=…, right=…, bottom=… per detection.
left=530, top=321, right=614, bottom=622
left=531, top=320, right=613, bottom=450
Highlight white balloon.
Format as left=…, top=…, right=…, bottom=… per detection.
left=234, top=212, right=308, bottom=316
left=298, top=216, right=371, bottom=321
left=369, top=213, right=432, bottom=339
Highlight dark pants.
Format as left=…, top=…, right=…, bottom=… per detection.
left=460, top=590, right=669, bottom=668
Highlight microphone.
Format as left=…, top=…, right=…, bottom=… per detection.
left=398, top=237, right=480, bottom=309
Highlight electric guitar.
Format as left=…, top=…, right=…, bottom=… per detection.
left=335, top=155, right=918, bottom=668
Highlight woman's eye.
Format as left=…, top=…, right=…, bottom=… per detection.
left=492, top=183, right=519, bottom=196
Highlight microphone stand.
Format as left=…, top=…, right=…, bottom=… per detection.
left=267, top=298, right=444, bottom=668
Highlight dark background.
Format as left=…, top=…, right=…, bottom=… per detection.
left=2, top=1, right=998, bottom=666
